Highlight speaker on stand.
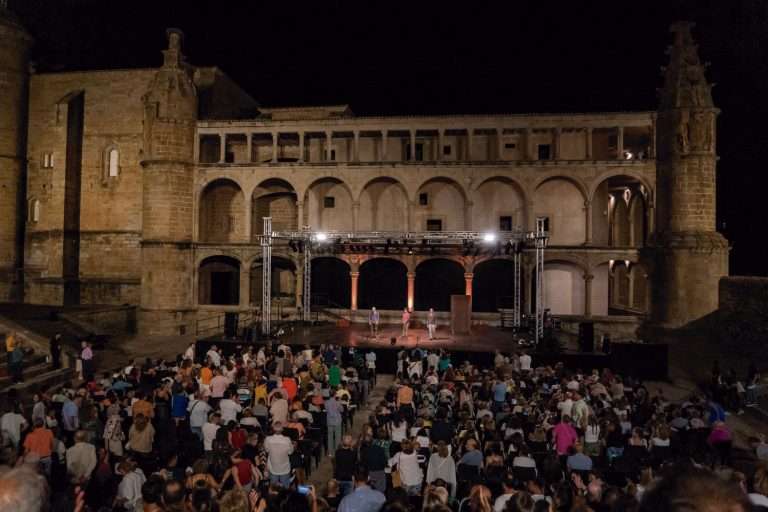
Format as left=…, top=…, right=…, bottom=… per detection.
left=578, top=321, right=594, bottom=353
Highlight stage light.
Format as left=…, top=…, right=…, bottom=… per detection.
left=483, top=232, right=496, bottom=243
left=315, top=232, right=328, bottom=242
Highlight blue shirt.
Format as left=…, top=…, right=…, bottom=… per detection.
left=326, top=397, right=343, bottom=426
left=493, top=382, right=507, bottom=402
left=338, top=485, right=386, bottom=512
left=567, top=453, right=593, bottom=471
left=62, top=400, right=79, bottom=431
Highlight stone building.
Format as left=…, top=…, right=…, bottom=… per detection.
left=0, top=4, right=727, bottom=335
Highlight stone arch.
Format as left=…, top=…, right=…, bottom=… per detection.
left=472, top=258, right=517, bottom=312
left=199, top=178, right=246, bottom=243
left=415, top=257, right=465, bottom=311
left=587, top=169, right=653, bottom=204
left=542, top=259, right=586, bottom=315
left=304, top=177, right=354, bottom=231
left=359, top=257, right=408, bottom=310
left=311, top=256, right=351, bottom=308
left=413, top=177, right=468, bottom=231
left=358, top=177, right=410, bottom=231
left=252, top=178, right=298, bottom=236
left=590, top=174, right=650, bottom=247
left=533, top=176, right=587, bottom=245
left=250, top=255, right=297, bottom=307
left=198, top=255, right=241, bottom=305
left=472, top=176, right=527, bottom=231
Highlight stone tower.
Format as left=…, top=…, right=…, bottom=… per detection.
left=0, top=3, right=31, bottom=301
left=652, top=22, right=729, bottom=328
left=139, top=29, right=197, bottom=334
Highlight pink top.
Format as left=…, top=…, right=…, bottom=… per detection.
left=81, top=347, right=93, bottom=360
left=708, top=425, right=732, bottom=445
left=552, top=422, right=578, bottom=455
left=402, top=311, right=410, bottom=323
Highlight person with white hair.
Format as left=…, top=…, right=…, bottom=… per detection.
left=0, top=464, right=49, bottom=512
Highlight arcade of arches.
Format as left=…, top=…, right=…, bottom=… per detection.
left=195, top=173, right=650, bottom=316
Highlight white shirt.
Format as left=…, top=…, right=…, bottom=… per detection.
left=66, top=442, right=97, bottom=483
left=495, top=493, right=515, bottom=512
left=206, top=349, right=221, bottom=367
left=184, top=345, right=195, bottom=361
left=219, top=399, right=242, bottom=425
left=558, top=399, right=574, bottom=418
left=1, top=412, right=27, bottom=447
left=202, top=422, right=220, bottom=450
left=188, top=399, right=212, bottom=428
left=118, top=469, right=146, bottom=510
left=519, top=354, right=532, bottom=371
left=264, top=433, right=293, bottom=475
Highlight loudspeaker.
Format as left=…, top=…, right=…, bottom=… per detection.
left=578, top=322, right=594, bottom=353
left=224, top=312, right=239, bottom=338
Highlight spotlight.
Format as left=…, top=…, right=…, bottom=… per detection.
left=315, top=232, right=328, bottom=242
left=483, top=232, right=496, bottom=243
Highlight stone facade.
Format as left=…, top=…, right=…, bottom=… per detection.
left=0, top=6, right=728, bottom=334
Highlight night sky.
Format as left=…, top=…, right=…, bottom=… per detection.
left=10, top=0, right=768, bottom=276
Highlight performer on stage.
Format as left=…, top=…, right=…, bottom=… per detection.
left=427, top=308, right=437, bottom=340
left=401, top=308, right=411, bottom=338
left=369, top=306, right=380, bottom=337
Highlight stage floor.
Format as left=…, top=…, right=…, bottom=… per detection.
left=272, top=322, right=577, bottom=353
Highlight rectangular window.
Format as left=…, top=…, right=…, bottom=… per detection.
left=538, top=216, right=551, bottom=233
left=443, top=145, right=451, bottom=156
left=537, top=144, right=551, bottom=160
left=419, top=193, right=429, bottom=206
left=42, top=152, right=54, bottom=168
left=324, top=196, right=335, bottom=208
left=415, top=143, right=424, bottom=161
left=499, top=215, right=513, bottom=231
left=330, top=149, right=336, bottom=161
left=504, top=143, right=516, bottom=149
left=426, top=219, right=443, bottom=231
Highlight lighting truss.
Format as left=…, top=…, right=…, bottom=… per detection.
left=259, top=220, right=548, bottom=343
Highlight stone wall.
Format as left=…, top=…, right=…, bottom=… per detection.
left=717, top=277, right=768, bottom=357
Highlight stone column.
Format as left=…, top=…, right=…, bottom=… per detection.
left=353, top=131, right=360, bottom=162
left=466, top=129, right=473, bottom=161
left=271, top=132, right=278, bottom=163
left=407, top=201, right=415, bottom=231
left=647, top=199, right=655, bottom=236
left=246, top=133, right=253, bottom=163
left=295, top=266, right=303, bottom=308
left=350, top=271, right=359, bottom=310
left=627, top=266, right=635, bottom=309
left=523, top=128, right=531, bottom=160
left=464, top=272, right=474, bottom=296
left=409, top=130, right=416, bottom=161
left=583, top=273, right=594, bottom=316
left=326, top=131, right=333, bottom=161
left=525, top=202, right=535, bottom=231
left=553, top=127, right=562, bottom=160
left=219, top=133, right=226, bottom=163
left=464, top=201, right=473, bottom=230
left=497, top=127, right=504, bottom=160
left=584, top=200, right=593, bottom=245
left=298, top=131, right=305, bottom=163
left=616, top=126, right=624, bottom=159
left=407, top=271, right=416, bottom=311
left=585, top=128, right=593, bottom=159
left=296, top=200, right=304, bottom=230
left=381, top=130, right=388, bottom=161
left=352, top=201, right=360, bottom=232
left=240, top=267, right=250, bottom=307
left=436, top=129, right=444, bottom=161
left=244, top=195, right=253, bottom=242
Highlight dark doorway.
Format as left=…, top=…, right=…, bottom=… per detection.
left=472, top=259, right=516, bottom=312
left=198, top=256, right=240, bottom=305
left=311, top=257, right=350, bottom=308
left=359, top=258, right=407, bottom=310
left=415, top=258, right=464, bottom=311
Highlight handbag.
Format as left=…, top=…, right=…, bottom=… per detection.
left=391, top=467, right=402, bottom=488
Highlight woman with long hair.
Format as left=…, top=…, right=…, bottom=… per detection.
left=427, top=441, right=457, bottom=498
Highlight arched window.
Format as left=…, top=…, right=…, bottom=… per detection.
left=28, top=198, right=40, bottom=223
left=103, top=145, right=119, bottom=180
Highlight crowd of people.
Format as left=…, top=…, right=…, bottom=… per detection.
left=0, top=335, right=767, bottom=512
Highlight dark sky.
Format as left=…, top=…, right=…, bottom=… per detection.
left=10, top=0, right=768, bottom=276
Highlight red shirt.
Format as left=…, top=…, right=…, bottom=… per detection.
left=230, top=428, right=247, bottom=450
left=236, top=459, right=253, bottom=485
left=282, top=378, right=298, bottom=401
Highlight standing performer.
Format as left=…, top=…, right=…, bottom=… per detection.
left=427, top=308, right=437, bottom=340
left=369, top=306, right=380, bottom=338
left=401, top=308, right=411, bottom=339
